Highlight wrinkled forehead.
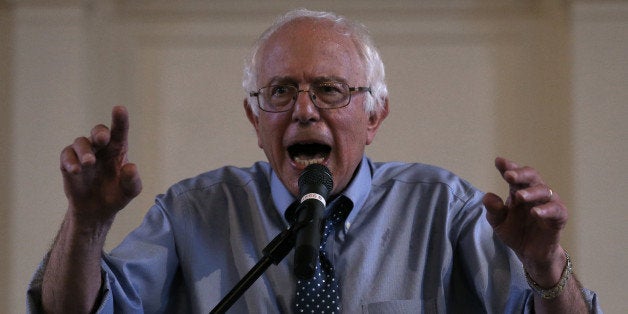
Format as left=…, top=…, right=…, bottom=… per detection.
left=257, top=18, right=366, bottom=86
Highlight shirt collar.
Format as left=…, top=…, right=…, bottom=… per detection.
left=271, top=155, right=372, bottom=232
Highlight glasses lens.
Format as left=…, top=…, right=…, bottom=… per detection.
left=257, top=82, right=353, bottom=112
left=260, top=85, right=297, bottom=112
left=312, top=81, right=350, bottom=108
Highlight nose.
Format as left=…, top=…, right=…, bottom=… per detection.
left=291, top=89, right=320, bottom=123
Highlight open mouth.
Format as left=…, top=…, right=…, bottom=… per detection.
left=288, top=143, right=331, bottom=166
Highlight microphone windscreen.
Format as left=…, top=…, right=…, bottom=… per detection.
left=298, top=164, right=333, bottom=196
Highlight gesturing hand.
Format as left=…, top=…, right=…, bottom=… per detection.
left=482, top=157, right=567, bottom=285
left=60, top=106, right=142, bottom=224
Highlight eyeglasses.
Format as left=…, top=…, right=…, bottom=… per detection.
left=249, top=81, right=371, bottom=113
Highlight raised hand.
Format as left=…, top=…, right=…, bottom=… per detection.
left=43, top=106, right=143, bottom=313
left=59, top=106, right=142, bottom=224
left=482, top=157, right=567, bottom=286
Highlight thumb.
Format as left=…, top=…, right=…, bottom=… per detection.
left=120, top=163, right=142, bottom=199
left=483, top=192, right=506, bottom=228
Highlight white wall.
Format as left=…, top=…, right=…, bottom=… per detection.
left=572, top=2, right=628, bottom=311
left=0, top=0, right=13, bottom=310
left=1, top=0, right=626, bottom=312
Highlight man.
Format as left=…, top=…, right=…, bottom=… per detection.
left=29, top=9, right=600, bottom=313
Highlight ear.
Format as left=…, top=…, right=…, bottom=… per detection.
left=244, top=99, right=263, bottom=148
left=365, top=97, right=389, bottom=145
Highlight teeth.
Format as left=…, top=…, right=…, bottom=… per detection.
left=294, top=156, right=325, bottom=166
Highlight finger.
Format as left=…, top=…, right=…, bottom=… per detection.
left=505, top=166, right=545, bottom=186
left=516, top=185, right=554, bottom=203
left=494, top=157, right=520, bottom=175
left=495, top=157, right=545, bottom=186
left=90, top=124, right=111, bottom=148
left=494, top=157, right=529, bottom=188
left=120, top=163, right=142, bottom=198
left=109, top=106, right=129, bottom=148
left=482, top=193, right=506, bottom=228
left=531, top=202, right=568, bottom=230
left=60, top=145, right=82, bottom=174
left=71, top=137, right=96, bottom=166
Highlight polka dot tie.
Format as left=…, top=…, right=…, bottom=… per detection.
left=294, top=200, right=349, bottom=314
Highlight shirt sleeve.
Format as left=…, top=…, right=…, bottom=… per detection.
left=26, top=254, right=114, bottom=313
left=26, top=201, right=180, bottom=314
left=451, top=189, right=603, bottom=313
left=520, top=287, right=603, bottom=314
left=26, top=255, right=48, bottom=313
left=100, top=201, right=181, bottom=313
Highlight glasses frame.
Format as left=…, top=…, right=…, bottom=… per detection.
left=249, top=82, right=372, bottom=113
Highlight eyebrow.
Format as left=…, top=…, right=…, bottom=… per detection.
left=267, top=76, right=298, bottom=86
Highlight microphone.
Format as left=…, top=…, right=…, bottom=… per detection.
left=293, top=163, right=333, bottom=279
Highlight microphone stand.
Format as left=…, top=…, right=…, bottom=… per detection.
left=209, top=221, right=304, bottom=314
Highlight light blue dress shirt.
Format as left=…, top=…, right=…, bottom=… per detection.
left=28, top=156, right=601, bottom=313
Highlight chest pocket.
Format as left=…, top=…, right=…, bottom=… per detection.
left=363, top=298, right=439, bottom=314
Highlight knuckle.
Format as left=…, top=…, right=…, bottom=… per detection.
left=60, top=146, right=75, bottom=161
left=72, top=136, right=90, bottom=147
left=92, top=124, right=110, bottom=136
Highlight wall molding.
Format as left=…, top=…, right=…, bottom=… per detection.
left=104, top=0, right=542, bottom=49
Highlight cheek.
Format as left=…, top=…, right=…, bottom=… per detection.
left=257, top=125, right=274, bottom=149
left=339, top=115, right=369, bottom=143
left=331, top=126, right=368, bottom=162
left=257, top=117, right=286, bottom=149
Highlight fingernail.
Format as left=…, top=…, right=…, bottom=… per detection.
left=505, top=171, right=517, bottom=182
left=66, top=164, right=80, bottom=174
left=518, top=190, right=528, bottom=200
left=82, top=153, right=95, bottom=164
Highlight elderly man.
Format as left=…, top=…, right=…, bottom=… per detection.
left=29, top=9, right=600, bottom=313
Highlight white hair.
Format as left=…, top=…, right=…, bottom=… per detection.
left=242, top=8, right=388, bottom=116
